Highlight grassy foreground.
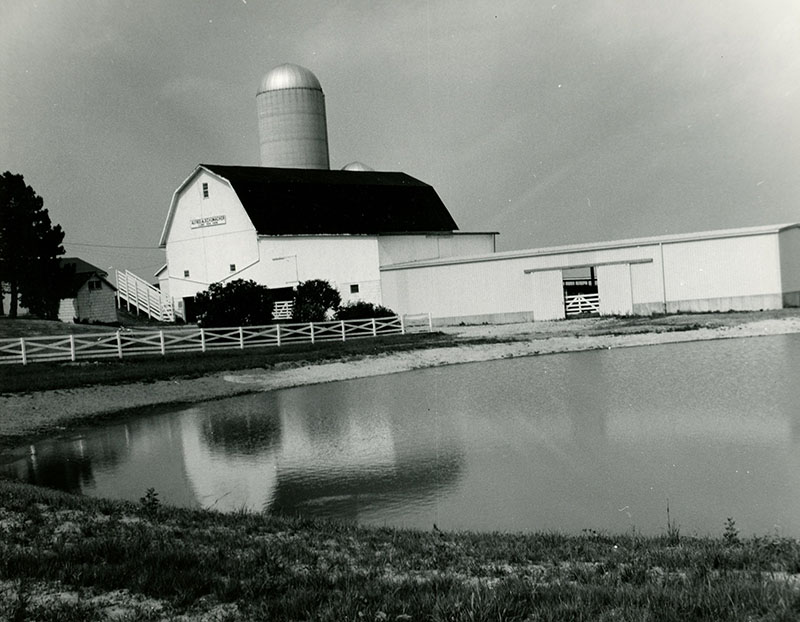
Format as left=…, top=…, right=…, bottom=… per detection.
left=1, top=480, right=799, bottom=621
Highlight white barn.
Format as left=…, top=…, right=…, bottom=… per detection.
left=157, top=164, right=495, bottom=321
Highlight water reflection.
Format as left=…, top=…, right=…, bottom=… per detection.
left=1, top=334, right=799, bottom=536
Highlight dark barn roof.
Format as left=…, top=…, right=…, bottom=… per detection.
left=201, top=164, right=459, bottom=235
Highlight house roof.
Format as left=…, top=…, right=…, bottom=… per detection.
left=381, top=222, right=800, bottom=271
left=159, top=164, right=459, bottom=245
left=60, top=257, right=107, bottom=277
left=60, top=257, right=116, bottom=297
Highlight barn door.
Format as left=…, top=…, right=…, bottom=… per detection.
left=530, top=270, right=566, bottom=321
left=597, top=264, right=633, bottom=316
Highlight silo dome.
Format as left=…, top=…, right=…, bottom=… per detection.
left=342, top=161, right=374, bottom=172
left=259, top=64, right=322, bottom=92
left=256, top=63, right=330, bottom=169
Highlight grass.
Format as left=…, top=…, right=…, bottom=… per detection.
left=1, top=480, right=799, bottom=621
left=0, top=331, right=458, bottom=394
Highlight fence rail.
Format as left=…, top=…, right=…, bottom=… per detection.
left=0, top=316, right=414, bottom=365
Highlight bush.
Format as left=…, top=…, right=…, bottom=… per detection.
left=193, top=279, right=275, bottom=327
left=335, top=301, right=396, bottom=320
left=292, top=279, right=341, bottom=323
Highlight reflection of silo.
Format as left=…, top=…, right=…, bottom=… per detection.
left=257, top=63, right=330, bottom=169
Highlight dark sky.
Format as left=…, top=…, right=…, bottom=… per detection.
left=2, top=1, right=799, bottom=278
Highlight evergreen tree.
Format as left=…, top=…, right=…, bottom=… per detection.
left=0, top=172, right=65, bottom=318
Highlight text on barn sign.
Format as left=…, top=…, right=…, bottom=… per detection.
left=190, top=215, right=226, bottom=229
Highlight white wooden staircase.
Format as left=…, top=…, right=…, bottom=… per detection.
left=116, top=270, right=178, bottom=322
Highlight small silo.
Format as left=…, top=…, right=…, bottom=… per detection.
left=256, top=63, right=330, bottom=170
left=341, top=161, right=374, bottom=172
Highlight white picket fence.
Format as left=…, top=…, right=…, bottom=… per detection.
left=0, top=316, right=411, bottom=365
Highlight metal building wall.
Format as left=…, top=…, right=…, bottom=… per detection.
left=661, top=235, right=782, bottom=312
left=597, top=264, right=633, bottom=316
left=381, top=227, right=791, bottom=324
left=779, top=228, right=800, bottom=306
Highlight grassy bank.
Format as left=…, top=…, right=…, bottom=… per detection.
left=0, top=331, right=459, bottom=394
left=1, top=480, right=799, bottom=621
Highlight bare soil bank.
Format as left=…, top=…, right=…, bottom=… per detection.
left=2, top=309, right=799, bottom=446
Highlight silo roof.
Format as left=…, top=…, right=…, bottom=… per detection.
left=258, top=63, right=322, bottom=93
left=198, top=164, right=459, bottom=236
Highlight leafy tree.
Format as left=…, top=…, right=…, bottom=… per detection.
left=0, top=172, right=65, bottom=318
left=335, top=301, right=396, bottom=320
left=193, top=279, right=275, bottom=327
left=292, top=279, right=341, bottom=322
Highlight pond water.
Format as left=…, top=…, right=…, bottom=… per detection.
left=2, top=334, right=799, bottom=537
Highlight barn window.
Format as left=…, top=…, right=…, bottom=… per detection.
left=184, top=270, right=190, bottom=278
left=202, top=182, right=209, bottom=198
left=88, top=280, right=102, bottom=291
left=229, top=264, right=236, bottom=272
left=350, top=284, right=359, bottom=294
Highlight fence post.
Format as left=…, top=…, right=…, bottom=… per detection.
left=428, top=312, right=433, bottom=332
left=341, top=320, right=346, bottom=342
left=20, top=338, right=27, bottom=365
left=69, top=335, right=76, bottom=362
left=371, top=318, right=377, bottom=337
left=116, top=331, right=122, bottom=359
left=239, top=326, right=244, bottom=350
left=159, top=330, right=165, bottom=356
left=310, top=322, right=315, bottom=345
left=200, top=328, right=206, bottom=353
left=399, top=315, right=405, bottom=335
left=134, top=279, right=139, bottom=316
left=276, top=324, right=281, bottom=347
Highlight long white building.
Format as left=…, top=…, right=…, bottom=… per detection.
left=381, top=223, right=800, bottom=324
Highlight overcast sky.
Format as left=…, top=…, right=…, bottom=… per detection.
left=2, top=1, right=799, bottom=278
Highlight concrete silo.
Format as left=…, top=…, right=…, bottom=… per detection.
left=257, top=63, right=330, bottom=169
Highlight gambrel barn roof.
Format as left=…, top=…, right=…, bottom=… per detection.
left=160, top=164, right=459, bottom=245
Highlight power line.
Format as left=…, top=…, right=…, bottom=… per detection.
left=67, top=242, right=162, bottom=250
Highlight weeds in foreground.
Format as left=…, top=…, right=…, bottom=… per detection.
left=723, top=517, right=740, bottom=546
left=666, top=498, right=680, bottom=545
left=2, top=480, right=800, bottom=621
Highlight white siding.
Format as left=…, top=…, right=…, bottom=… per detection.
left=74, top=280, right=118, bottom=323
left=378, top=233, right=495, bottom=266
left=597, top=264, right=633, bottom=316
left=531, top=270, right=565, bottom=321
left=779, top=228, right=800, bottom=296
left=255, top=236, right=382, bottom=305
left=164, top=172, right=259, bottom=303
left=58, top=298, right=77, bottom=323
left=662, top=234, right=781, bottom=310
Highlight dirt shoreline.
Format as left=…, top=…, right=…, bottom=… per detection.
left=2, top=312, right=800, bottom=445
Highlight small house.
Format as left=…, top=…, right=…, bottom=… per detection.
left=58, top=258, right=118, bottom=324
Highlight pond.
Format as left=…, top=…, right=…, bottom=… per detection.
left=2, top=334, right=799, bottom=537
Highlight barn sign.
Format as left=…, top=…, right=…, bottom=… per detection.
left=190, top=215, right=226, bottom=229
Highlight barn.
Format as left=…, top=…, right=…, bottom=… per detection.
left=157, top=164, right=495, bottom=321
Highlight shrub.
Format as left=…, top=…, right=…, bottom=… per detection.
left=292, top=279, right=341, bottom=323
left=335, top=301, right=396, bottom=320
left=193, top=279, right=275, bottom=327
